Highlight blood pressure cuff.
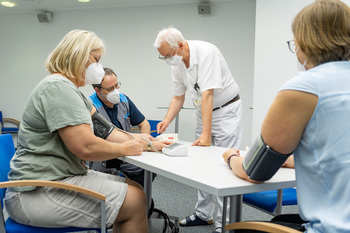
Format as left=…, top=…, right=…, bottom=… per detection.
left=91, top=111, right=114, bottom=139
left=242, top=134, right=292, bottom=181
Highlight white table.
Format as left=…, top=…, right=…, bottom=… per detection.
left=118, top=142, right=296, bottom=232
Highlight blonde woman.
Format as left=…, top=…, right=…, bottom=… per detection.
left=5, top=29, right=169, bottom=233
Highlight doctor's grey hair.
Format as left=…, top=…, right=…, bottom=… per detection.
left=153, top=27, right=185, bottom=49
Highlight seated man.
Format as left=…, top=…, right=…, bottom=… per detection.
left=89, top=67, right=152, bottom=187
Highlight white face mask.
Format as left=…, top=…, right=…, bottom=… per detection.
left=166, top=54, right=183, bottom=66
left=85, top=60, right=105, bottom=84
left=165, top=46, right=183, bottom=67
left=295, top=47, right=307, bottom=72
left=106, top=89, right=120, bottom=104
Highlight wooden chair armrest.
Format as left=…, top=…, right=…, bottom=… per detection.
left=3, top=118, right=20, bottom=127
left=0, top=180, right=105, bottom=201
left=225, top=222, right=302, bottom=233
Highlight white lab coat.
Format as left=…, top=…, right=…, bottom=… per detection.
left=170, top=40, right=242, bottom=229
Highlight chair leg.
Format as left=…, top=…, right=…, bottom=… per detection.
left=0, top=202, right=6, bottom=233
left=101, top=201, right=106, bottom=233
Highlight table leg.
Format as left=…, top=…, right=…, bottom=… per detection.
left=229, top=195, right=242, bottom=223
left=221, top=195, right=243, bottom=233
left=144, top=170, right=180, bottom=229
left=221, top=197, right=228, bottom=233
left=144, top=170, right=153, bottom=210
left=175, top=114, right=179, bottom=134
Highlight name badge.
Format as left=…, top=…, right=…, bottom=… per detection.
left=194, top=96, right=201, bottom=106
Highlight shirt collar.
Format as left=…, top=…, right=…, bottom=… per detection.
left=186, top=40, right=198, bottom=70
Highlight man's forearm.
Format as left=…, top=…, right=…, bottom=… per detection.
left=201, top=90, right=213, bottom=136
left=164, top=95, right=185, bottom=122
left=136, top=119, right=151, bottom=134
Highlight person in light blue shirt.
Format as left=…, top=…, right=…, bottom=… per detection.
left=223, top=0, right=350, bottom=232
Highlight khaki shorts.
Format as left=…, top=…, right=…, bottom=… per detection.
left=5, top=170, right=127, bottom=228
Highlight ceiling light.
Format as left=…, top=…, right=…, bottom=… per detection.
left=78, top=0, right=90, bottom=2
left=1, top=1, right=16, bottom=7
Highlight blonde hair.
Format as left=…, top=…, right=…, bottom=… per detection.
left=45, top=29, right=105, bottom=82
left=292, top=0, right=350, bottom=66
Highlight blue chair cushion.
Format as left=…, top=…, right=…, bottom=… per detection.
left=1, top=127, right=19, bottom=134
left=243, top=188, right=297, bottom=213
left=5, top=218, right=101, bottom=233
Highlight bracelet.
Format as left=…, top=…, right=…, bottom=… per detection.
left=227, top=154, right=239, bottom=170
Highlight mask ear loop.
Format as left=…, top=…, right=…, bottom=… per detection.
left=83, top=58, right=94, bottom=72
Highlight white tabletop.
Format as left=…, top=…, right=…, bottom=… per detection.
left=118, top=142, right=296, bottom=197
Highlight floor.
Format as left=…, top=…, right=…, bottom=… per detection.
left=148, top=175, right=298, bottom=233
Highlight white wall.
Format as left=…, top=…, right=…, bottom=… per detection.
left=0, top=0, right=255, bottom=149
left=252, top=0, right=350, bottom=142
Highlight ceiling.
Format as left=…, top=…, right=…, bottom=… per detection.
left=0, top=0, right=233, bottom=15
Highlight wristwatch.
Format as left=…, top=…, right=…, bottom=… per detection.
left=147, top=141, right=152, bottom=152
left=227, top=154, right=238, bottom=170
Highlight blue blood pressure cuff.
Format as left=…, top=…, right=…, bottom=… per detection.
left=91, top=112, right=114, bottom=139
left=243, top=134, right=292, bottom=181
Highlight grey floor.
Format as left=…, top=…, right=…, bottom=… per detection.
left=149, top=175, right=298, bottom=233
left=2, top=174, right=298, bottom=233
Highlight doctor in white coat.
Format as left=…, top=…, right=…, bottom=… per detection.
left=154, top=27, right=242, bottom=233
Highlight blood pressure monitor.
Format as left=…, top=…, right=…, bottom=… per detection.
left=243, top=134, right=292, bottom=181
left=162, top=143, right=189, bottom=157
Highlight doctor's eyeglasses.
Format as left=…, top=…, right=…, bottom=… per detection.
left=158, top=48, right=176, bottom=60
left=287, top=40, right=296, bottom=54
left=100, top=82, right=121, bottom=92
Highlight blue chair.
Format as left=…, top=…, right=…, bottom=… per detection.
left=148, top=120, right=161, bottom=137
left=243, top=188, right=297, bottom=216
left=0, top=134, right=106, bottom=233
left=0, top=112, right=20, bottom=135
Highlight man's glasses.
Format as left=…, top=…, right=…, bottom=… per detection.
left=158, top=48, right=176, bottom=60
left=287, top=40, right=296, bottom=54
left=100, top=82, right=121, bottom=92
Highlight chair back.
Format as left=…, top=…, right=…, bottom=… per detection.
left=0, top=111, right=3, bottom=126
left=148, top=120, right=161, bottom=137
left=0, top=134, right=16, bottom=207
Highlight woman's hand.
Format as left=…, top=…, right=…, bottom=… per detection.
left=120, top=139, right=144, bottom=156
left=222, top=148, right=240, bottom=162
left=223, top=148, right=261, bottom=183
left=151, top=140, right=173, bottom=151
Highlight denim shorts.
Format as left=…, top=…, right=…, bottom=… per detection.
left=4, top=170, right=127, bottom=228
